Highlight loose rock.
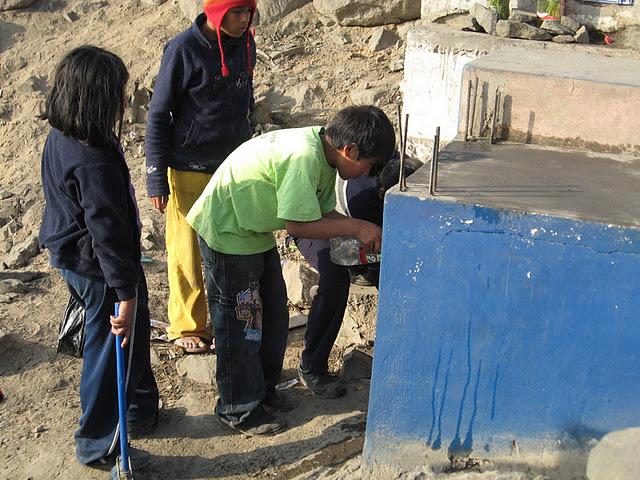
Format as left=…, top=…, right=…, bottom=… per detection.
left=574, top=25, right=590, bottom=44
left=540, top=19, right=575, bottom=36
left=178, top=0, right=200, bottom=21
left=18, top=75, right=44, bottom=95
left=0, top=279, right=29, bottom=295
left=0, top=197, right=19, bottom=228
left=251, top=98, right=274, bottom=125
left=470, top=3, right=498, bottom=35
left=282, top=259, right=319, bottom=307
left=368, top=27, right=400, bottom=52
left=0, top=270, right=45, bottom=282
left=175, top=354, right=217, bottom=385
left=561, top=15, right=581, bottom=32
left=62, top=10, right=80, bottom=22
left=330, top=29, right=352, bottom=46
left=70, top=0, right=108, bottom=15
left=508, top=9, right=539, bottom=24
left=552, top=34, right=575, bottom=44
left=0, top=0, right=38, bottom=11
left=350, top=83, right=388, bottom=106
left=341, top=348, right=373, bottom=381
left=587, top=427, right=640, bottom=480
left=496, top=20, right=552, bottom=41
left=20, top=203, right=43, bottom=235
left=2, top=235, right=40, bottom=269
left=258, top=0, right=312, bottom=24
left=313, top=0, right=421, bottom=27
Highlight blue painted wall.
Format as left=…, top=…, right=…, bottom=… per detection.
left=364, top=194, right=640, bottom=464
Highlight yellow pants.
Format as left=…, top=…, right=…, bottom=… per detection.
left=165, top=168, right=212, bottom=341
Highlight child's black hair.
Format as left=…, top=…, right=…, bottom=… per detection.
left=41, top=45, right=129, bottom=148
left=325, top=106, right=396, bottom=168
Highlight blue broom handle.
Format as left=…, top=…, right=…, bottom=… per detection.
left=114, top=303, right=130, bottom=473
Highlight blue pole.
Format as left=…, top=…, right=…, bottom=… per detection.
left=114, top=303, right=130, bottom=474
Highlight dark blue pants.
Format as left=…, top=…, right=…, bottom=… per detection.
left=198, top=240, right=289, bottom=425
left=295, top=239, right=351, bottom=374
left=60, top=269, right=158, bottom=465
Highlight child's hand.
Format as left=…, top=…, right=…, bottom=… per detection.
left=356, top=220, right=382, bottom=253
left=150, top=195, right=169, bottom=214
left=111, top=298, right=136, bottom=347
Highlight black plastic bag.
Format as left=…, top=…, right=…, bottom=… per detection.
left=57, top=294, right=86, bottom=358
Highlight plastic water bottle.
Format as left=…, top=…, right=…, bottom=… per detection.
left=329, top=237, right=381, bottom=266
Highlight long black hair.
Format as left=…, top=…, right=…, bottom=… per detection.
left=41, top=45, right=129, bottom=148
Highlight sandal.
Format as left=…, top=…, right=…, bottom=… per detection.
left=174, top=336, right=210, bottom=354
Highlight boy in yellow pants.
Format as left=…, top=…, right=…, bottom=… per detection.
left=145, top=0, right=257, bottom=352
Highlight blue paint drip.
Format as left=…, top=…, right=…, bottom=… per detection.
left=462, top=360, right=483, bottom=452
left=433, top=347, right=454, bottom=450
left=427, top=345, right=443, bottom=446
left=491, top=364, right=500, bottom=421
left=449, top=319, right=473, bottom=454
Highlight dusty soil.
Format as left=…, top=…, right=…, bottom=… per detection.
left=0, top=1, right=402, bottom=479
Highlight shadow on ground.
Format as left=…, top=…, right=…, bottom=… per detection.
left=145, top=413, right=367, bottom=479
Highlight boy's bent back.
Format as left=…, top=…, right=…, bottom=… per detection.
left=188, top=126, right=337, bottom=255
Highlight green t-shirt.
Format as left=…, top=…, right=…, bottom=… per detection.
left=187, top=126, right=337, bottom=254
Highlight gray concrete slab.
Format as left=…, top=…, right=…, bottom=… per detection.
left=468, top=48, right=640, bottom=88
left=405, top=141, right=640, bottom=228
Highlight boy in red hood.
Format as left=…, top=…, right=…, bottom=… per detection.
left=145, top=0, right=257, bottom=354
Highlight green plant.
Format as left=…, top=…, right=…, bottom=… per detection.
left=545, top=0, right=561, bottom=18
left=489, top=0, right=510, bottom=20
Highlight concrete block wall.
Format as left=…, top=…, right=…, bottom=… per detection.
left=362, top=143, right=640, bottom=478
left=402, top=26, right=640, bottom=161
left=421, top=0, right=487, bottom=21
left=461, top=49, right=640, bottom=155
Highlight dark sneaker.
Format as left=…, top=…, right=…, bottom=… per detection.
left=217, top=405, right=287, bottom=436
left=127, top=411, right=159, bottom=440
left=86, top=446, right=150, bottom=472
left=350, top=272, right=377, bottom=287
left=263, top=390, right=294, bottom=413
left=297, top=365, right=347, bottom=399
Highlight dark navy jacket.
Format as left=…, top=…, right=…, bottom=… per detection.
left=39, top=128, right=142, bottom=301
left=145, top=13, right=256, bottom=197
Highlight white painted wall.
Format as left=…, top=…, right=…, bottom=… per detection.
left=421, top=0, right=487, bottom=21
left=566, top=0, right=640, bottom=31
left=401, top=26, right=640, bottom=161
left=401, top=30, right=481, bottom=159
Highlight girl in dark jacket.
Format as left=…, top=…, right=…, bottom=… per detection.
left=39, top=45, right=158, bottom=469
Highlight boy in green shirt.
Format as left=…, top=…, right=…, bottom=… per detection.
left=187, top=105, right=395, bottom=435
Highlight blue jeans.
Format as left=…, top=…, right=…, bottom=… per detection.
left=60, top=269, right=158, bottom=465
left=198, top=240, right=289, bottom=425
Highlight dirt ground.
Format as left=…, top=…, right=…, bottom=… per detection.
left=0, top=250, right=373, bottom=480
left=0, top=1, right=397, bottom=479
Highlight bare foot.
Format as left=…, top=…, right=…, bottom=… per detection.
left=174, top=336, right=209, bottom=354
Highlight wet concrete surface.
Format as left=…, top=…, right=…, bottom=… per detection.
left=406, top=141, right=640, bottom=228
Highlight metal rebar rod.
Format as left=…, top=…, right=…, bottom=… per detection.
left=464, top=80, right=472, bottom=142
left=397, top=104, right=404, bottom=153
left=399, top=113, right=409, bottom=192
left=428, top=128, right=438, bottom=196
left=469, top=77, right=479, bottom=141
left=490, top=88, right=500, bottom=145
left=433, top=126, right=441, bottom=192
